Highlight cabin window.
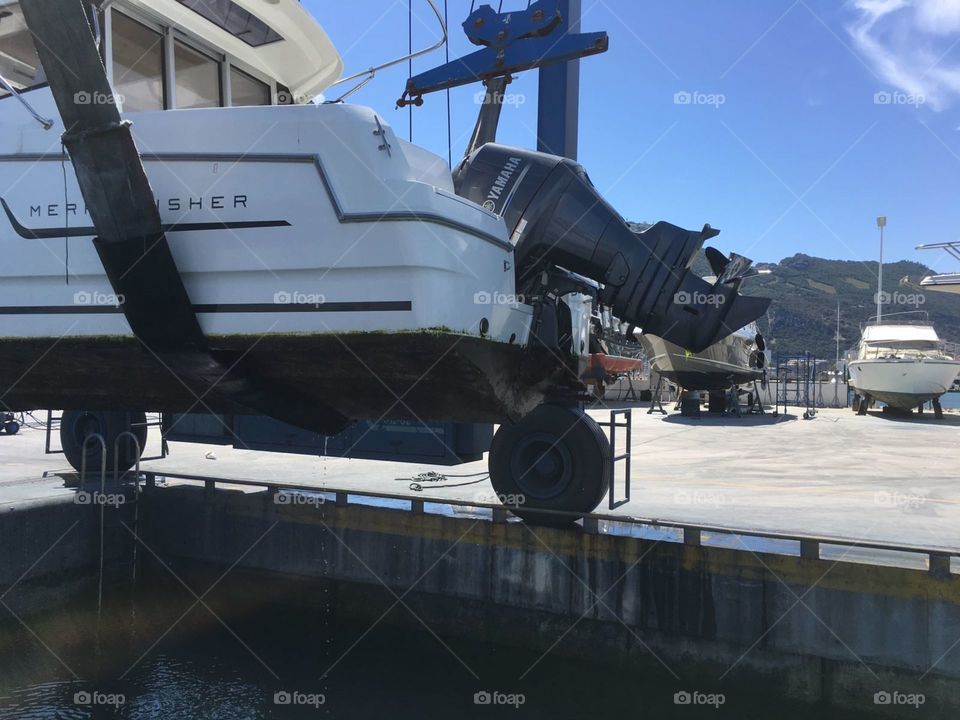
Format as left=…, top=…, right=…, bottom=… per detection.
left=174, top=40, right=222, bottom=108
left=0, top=2, right=43, bottom=98
left=174, top=0, right=283, bottom=48
left=230, top=66, right=270, bottom=107
left=112, top=12, right=166, bottom=112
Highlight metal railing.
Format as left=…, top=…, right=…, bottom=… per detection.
left=129, top=469, right=957, bottom=579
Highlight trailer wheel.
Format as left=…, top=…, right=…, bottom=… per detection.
left=489, top=405, right=610, bottom=526
left=3, top=420, right=19, bottom=435
left=60, top=410, right=147, bottom=475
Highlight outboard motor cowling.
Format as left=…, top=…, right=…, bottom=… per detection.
left=455, top=144, right=770, bottom=353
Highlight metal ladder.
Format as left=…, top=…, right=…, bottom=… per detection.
left=597, top=409, right=632, bottom=510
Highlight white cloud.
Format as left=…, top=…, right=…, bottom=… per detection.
left=848, top=0, right=960, bottom=110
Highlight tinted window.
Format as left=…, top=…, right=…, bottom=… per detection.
left=175, top=0, right=282, bottom=47
left=112, top=12, right=165, bottom=111
left=174, top=40, right=221, bottom=109
left=0, top=2, right=43, bottom=97
left=230, top=66, right=270, bottom=107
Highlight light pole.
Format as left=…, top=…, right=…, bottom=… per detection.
left=876, top=216, right=887, bottom=323
left=834, top=301, right=842, bottom=405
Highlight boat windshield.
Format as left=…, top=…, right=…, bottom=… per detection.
left=0, top=2, right=43, bottom=97
left=861, top=339, right=945, bottom=359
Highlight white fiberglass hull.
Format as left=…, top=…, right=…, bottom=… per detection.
left=0, top=92, right=569, bottom=423
left=848, top=358, right=960, bottom=410
left=920, top=274, right=960, bottom=295
left=0, top=93, right=528, bottom=343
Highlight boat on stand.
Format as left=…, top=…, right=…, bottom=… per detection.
left=640, top=247, right=771, bottom=414
left=850, top=221, right=960, bottom=419
left=848, top=313, right=960, bottom=418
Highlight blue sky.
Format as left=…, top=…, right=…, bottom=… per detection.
left=309, top=1, right=960, bottom=269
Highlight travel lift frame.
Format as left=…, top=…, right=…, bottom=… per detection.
left=30, top=0, right=629, bottom=520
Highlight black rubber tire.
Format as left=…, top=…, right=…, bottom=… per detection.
left=3, top=421, right=19, bottom=435
left=60, top=410, right=147, bottom=475
left=489, top=405, right=611, bottom=526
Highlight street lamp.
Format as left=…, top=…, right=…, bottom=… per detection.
left=876, top=216, right=887, bottom=323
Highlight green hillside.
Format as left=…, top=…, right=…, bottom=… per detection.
left=626, top=223, right=960, bottom=361
left=741, top=254, right=960, bottom=362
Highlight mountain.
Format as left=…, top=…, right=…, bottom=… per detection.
left=737, top=254, right=960, bottom=362
left=625, top=223, right=960, bottom=361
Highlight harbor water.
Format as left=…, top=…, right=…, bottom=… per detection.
left=0, top=566, right=879, bottom=720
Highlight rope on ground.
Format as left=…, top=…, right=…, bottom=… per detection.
left=396, top=471, right=490, bottom=492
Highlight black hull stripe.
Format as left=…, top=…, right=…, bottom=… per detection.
left=0, top=198, right=290, bottom=239
left=0, top=301, right=412, bottom=315
left=0, top=152, right=512, bottom=251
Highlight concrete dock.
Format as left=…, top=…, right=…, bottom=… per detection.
left=5, top=405, right=959, bottom=553
left=2, top=404, right=960, bottom=717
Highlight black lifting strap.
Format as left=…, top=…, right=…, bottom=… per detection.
left=21, top=0, right=349, bottom=434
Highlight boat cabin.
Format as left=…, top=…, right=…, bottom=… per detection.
left=0, top=0, right=342, bottom=110
left=857, top=324, right=944, bottom=360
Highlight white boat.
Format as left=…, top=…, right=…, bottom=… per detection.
left=848, top=319, right=960, bottom=416
left=0, top=0, right=769, bottom=518
left=917, top=242, right=960, bottom=295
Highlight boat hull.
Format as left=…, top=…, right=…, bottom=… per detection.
left=0, top=332, right=573, bottom=424
left=848, top=358, right=960, bottom=410
left=640, top=333, right=761, bottom=393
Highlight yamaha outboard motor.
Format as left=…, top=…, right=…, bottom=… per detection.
left=455, top=144, right=770, bottom=353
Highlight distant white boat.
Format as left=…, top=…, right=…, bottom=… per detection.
left=920, top=272, right=960, bottom=295
left=848, top=319, right=960, bottom=417
left=917, top=242, right=960, bottom=295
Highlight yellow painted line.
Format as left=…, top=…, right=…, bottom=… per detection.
left=178, top=490, right=960, bottom=605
